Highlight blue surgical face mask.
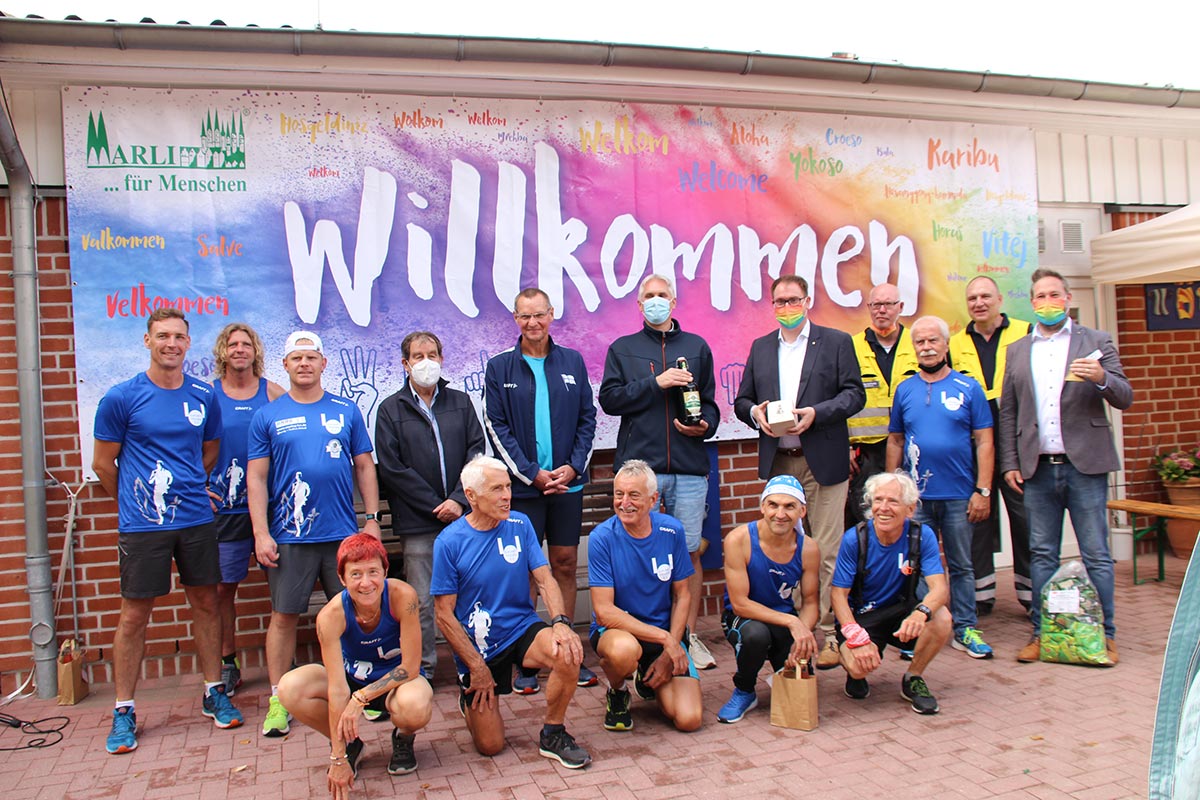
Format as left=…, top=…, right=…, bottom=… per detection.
left=642, top=296, right=672, bottom=326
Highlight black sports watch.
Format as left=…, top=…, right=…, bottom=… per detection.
left=915, top=604, right=932, bottom=620
left=973, top=487, right=991, bottom=498
left=364, top=512, right=378, bottom=522
left=550, top=614, right=572, bottom=627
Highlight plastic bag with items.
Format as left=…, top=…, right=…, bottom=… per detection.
left=1039, top=560, right=1112, bottom=666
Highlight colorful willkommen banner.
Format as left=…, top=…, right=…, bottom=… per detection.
left=63, top=87, right=1038, bottom=473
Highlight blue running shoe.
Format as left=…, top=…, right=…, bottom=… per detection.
left=717, top=688, right=758, bottom=724
left=577, top=665, right=599, bottom=687
left=202, top=684, right=244, bottom=729
left=106, top=707, right=138, bottom=754
left=514, top=672, right=540, bottom=695
left=951, top=627, right=994, bottom=659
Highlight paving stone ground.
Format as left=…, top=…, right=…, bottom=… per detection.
left=1, top=560, right=1183, bottom=799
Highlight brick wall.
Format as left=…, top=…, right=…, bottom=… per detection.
left=1110, top=211, right=1200, bottom=501
left=0, top=195, right=772, bottom=690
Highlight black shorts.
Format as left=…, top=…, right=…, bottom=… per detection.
left=213, top=513, right=253, bottom=543
left=267, top=541, right=343, bottom=614
left=834, top=600, right=917, bottom=654
left=512, top=492, right=584, bottom=548
left=347, top=673, right=391, bottom=715
left=459, top=621, right=547, bottom=696
left=118, top=523, right=221, bottom=598
left=589, top=628, right=699, bottom=679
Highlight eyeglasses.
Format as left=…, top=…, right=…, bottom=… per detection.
left=867, top=301, right=901, bottom=311
left=514, top=311, right=551, bottom=323
left=771, top=297, right=807, bottom=309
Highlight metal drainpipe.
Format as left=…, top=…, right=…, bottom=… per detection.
left=0, top=104, right=57, bottom=698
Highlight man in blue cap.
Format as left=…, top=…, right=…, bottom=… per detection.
left=717, top=475, right=820, bottom=724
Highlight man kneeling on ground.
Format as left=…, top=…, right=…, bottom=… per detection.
left=431, top=455, right=592, bottom=769
left=831, top=471, right=952, bottom=714
left=718, top=474, right=819, bottom=724
left=589, top=459, right=704, bottom=733
left=278, top=534, right=432, bottom=799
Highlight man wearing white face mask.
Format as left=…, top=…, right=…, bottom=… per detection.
left=377, top=331, right=486, bottom=678
left=600, top=274, right=721, bottom=670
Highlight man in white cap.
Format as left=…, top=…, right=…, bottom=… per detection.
left=717, top=474, right=820, bottom=724
left=247, top=330, right=382, bottom=738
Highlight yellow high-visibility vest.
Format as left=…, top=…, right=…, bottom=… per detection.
left=948, top=316, right=1031, bottom=402
left=847, top=329, right=919, bottom=445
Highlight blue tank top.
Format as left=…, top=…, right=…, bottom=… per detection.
left=209, top=378, right=270, bottom=515
left=340, top=582, right=404, bottom=684
left=723, top=521, right=805, bottom=615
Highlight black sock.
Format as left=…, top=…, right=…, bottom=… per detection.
left=222, top=653, right=237, bottom=665
left=542, top=723, right=564, bottom=737
left=519, top=666, right=539, bottom=679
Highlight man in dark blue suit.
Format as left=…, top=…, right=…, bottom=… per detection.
left=734, top=276, right=865, bottom=669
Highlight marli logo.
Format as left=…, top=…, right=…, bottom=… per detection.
left=86, top=109, right=247, bottom=170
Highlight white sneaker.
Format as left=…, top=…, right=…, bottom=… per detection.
left=688, top=632, right=717, bottom=670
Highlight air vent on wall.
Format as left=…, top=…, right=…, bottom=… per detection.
left=1038, top=218, right=1046, bottom=253
left=1060, top=220, right=1084, bottom=253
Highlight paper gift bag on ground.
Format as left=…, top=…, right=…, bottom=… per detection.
left=770, top=659, right=818, bottom=730
left=57, top=638, right=88, bottom=705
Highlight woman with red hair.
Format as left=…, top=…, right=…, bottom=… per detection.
left=279, top=533, right=432, bottom=798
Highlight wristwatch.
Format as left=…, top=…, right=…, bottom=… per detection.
left=364, top=512, right=378, bottom=521
left=550, top=614, right=572, bottom=627
left=973, top=487, right=991, bottom=498
left=915, top=604, right=932, bottom=620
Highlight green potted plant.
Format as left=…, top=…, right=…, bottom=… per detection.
left=1151, top=443, right=1200, bottom=558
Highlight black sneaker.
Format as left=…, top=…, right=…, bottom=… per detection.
left=844, top=675, right=870, bottom=700
left=603, top=688, right=633, bottom=731
left=346, top=737, right=364, bottom=778
left=388, top=730, right=417, bottom=775
left=538, top=727, right=591, bottom=769
left=901, top=674, right=939, bottom=715
left=632, top=668, right=656, bottom=701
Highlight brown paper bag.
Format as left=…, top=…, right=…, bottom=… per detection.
left=57, top=639, right=88, bottom=705
left=770, top=659, right=818, bottom=730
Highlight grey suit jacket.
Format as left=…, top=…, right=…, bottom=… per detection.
left=998, top=322, right=1133, bottom=478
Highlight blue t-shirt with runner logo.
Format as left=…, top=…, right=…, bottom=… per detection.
left=209, top=377, right=271, bottom=516
left=888, top=370, right=991, bottom=500
left=831, top=520, right=944, bottom=610
left=94, top=372, right=222, bottom=533
left=587, top=511, right=694, bottom=638
left=247, top=392, right=372, bottom=544
left=430, top=512, right=548, bottom=666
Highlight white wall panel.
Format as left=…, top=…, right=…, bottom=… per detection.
left=1112, top=136, right=1140, bottom=203
left=1060, top=132, right=1090, bottom=202
left=1086, top=135, right=1116, bottom=203
left=1187, top=140, right=1200, bottom=202
left=1035, top=130, right=1064, bottom=202
left=1136, top=137, right=1165, bottom=204
left=1163, top=139, right=1188, bottom=205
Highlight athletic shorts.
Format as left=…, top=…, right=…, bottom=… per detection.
left=266, top=541, right=343, bottom=615
left=214, top=512, right=253, bottom=543
left=589, top=627, right=699, bottom=679
left=458, top=621, right=547, bottom=697
left=118, top=523, right=221, bottom=599
left=218, top=537, right=255, bottom=584
left=834, top=600, right=917, bottom=654
left=511, top=492, right=584, bottom=548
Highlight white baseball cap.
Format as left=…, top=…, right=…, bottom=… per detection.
left=284, top=330, right=323, bottom=357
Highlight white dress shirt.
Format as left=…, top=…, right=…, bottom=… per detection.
left=1030, top=318, right=1072, bottom=455
left=777, top=321, right=810, bottom=450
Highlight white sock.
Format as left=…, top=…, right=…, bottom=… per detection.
left=115, top=699, right=135, bottom=711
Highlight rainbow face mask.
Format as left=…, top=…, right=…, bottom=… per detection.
left=1033, top=300, right=1067, bottom=326
left=776, top=309, right=807, bottom=329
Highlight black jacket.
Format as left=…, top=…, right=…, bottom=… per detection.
left=599, top=321, right=719, bottom=476
left=375, top=380, right=485, bottom=536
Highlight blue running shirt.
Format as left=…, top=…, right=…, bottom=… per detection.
left=247, top=393, right=372, bottom=543
left=831, top=520, right=944, bottom=609
left=340, top=581, right=404, bottom=684
left=587, top=511, right=694, bottom=638
left=722, top=521, right=804, bottom=615
left=430, top=512, right=547, bottom=665
left=94, top=372, right=222, bottom=533
left=210, top=378, right=270, bottom=515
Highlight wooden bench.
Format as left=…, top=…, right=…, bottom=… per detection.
left=1107, top=498, right=1200, bottom=585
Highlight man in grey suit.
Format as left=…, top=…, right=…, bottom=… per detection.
left=734, top=275, right=865, bottom=669
left=998, top=268, right=1133, bottom=665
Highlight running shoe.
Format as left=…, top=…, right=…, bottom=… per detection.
left=513, top=672, right=540, bottom=695
left=688, top=633, right=716, bottom=670
left=717, top=688, right=758, bottom=724
left=388, top=730, right=417, bottom=775
left=220, top=658, right=242, bottom=697
left=632, top=668, right=656, bottom=701
left=603, top=687, right=633, bottom=731
left=202, top=684, right=244, bottom=729
left=262, top=694, right=291, bottom=737
left=346, top=737, right=364, bottom=778
left=106, top=707, right=138, bottom=755
left=577, top=665, right=599, bottom=687
left=362, top=707, right=386, bottom=722
left=538, top=727, right=591, bottom=769
left=844, top=676, right=870, bottom=700
left=901, top=674, right=939, bottom=714
left=951, top=627, right=994, bottom=659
